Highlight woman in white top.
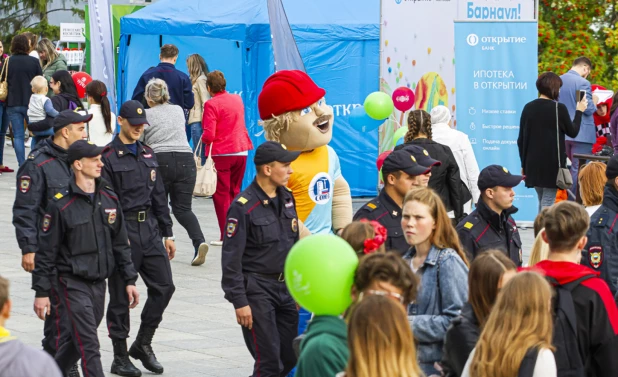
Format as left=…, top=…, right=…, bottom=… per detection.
left=430, top=105, right=480, bottom=215
left=578, top=162, right=606, bottom=217
left=461, top=271, right=557, bottom=377
left=85, top=80, right=114, bottom=146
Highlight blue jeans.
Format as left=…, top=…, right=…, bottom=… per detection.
left=534, top=187, right=557, bottom=213
left=7, top=106, right=28, bottom=166
left=31, top=128, right=54, bottom=148
left=565, top=141, right=593, bottom=200
left=189, top=122, right=206, bottom=165
left=0, top=103, right=9, bottom=166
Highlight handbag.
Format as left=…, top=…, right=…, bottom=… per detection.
left=0, top=57, right=9, bottom=101
left=555, top=102, right=573, bottom=190
left=193, top=139, right=217, bottom=197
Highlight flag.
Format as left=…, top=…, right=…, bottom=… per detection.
left=267, top=0, right=305, bottom=72
left=88, top=0, right=117, bottom=111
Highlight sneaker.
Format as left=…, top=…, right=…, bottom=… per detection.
left=210, top=240, right=223, bottom=247
left=191, top=243, right=209, bottom=266
left=0, top=166, right=14, bottom=173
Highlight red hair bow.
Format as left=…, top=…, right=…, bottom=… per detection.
left=360, top=220, right=387, bottom=254
left=101, top=91, right=107, bottom=96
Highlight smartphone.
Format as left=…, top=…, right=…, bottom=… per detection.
left=578, top=90, right=586, bottom=102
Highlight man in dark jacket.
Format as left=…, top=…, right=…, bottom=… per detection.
left=534, top=201, right=618, bottom=377
left=584, top=154, right=618, bottom=299
left=13, top=110, right=89, bottom=361
left=32, top=140, right=139, bottom=377
left=456, top=165, right=523, bottom=266
left=131, top=44, right=194, bottom=112
left=395, top=141, right=464, bottom=221
left=353, top=149, right=435, bottom=254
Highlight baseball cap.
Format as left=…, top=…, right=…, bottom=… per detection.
left=382, top=149, right=432, bottom=177
left=606, top=155, right=618, bottom=180
left=254, top=141, right=301, bottom=165
left=478, top=165, right=523, bottom=191
left=119, top=100, right=149, bottom=126
left=401, top=145, right=442, bottom=168
left=258, top=70, right=326, bottom=120
left=68, top=140, right=105, bottom=163
left=53, top=110, right=93, bottom=132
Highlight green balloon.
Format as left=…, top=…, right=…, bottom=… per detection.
left=284, top=234, right=358, bottom=316
left=364, top=91, right=395, bottom=120
left=392, top=127, right=408, bottom=148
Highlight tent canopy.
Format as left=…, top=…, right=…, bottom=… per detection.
left=118, top=0, right=380, bottom=196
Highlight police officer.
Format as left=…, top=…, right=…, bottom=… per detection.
left=456, top=165, right=523, bottom=266
left=32, top=140, right=140, bottom=377
left=353, top=149, right=434, bottom=254
left=102, top=101, right=175, bottom=376
left=13, top=110, right=89, bottom=372
left=222, top=141, right=300, bottom=377
left=584, top=155, right=618, bottom=298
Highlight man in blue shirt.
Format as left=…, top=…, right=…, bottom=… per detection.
left=559, top=56, right=597, bottom=196
left=132, top=44, right=194, bottom=112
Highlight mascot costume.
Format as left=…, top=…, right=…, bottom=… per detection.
left=258, top=70, right=353, bottom=236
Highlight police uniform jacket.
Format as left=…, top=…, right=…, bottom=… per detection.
left=584, top=185, right=618, bottom=298
left=13, top=138, right=71, bottom=255
left=101, top=136, right=173, bottom=238
left=32, top=177, right=138, bottom=298
left=353, top=189, right=407, bottom=254
left=456, top=199, right=522, bottom=266
left=221, top=180, right=299, bottom=309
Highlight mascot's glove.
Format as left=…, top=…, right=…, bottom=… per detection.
left=332, top=177, right=353, bottom=234
left=298, top=219, right=312, bottom=239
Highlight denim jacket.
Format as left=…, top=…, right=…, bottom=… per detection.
left=404, top=245, right=469, bottom=375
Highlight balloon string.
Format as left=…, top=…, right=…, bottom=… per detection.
left=399, top=112, right=405, bottom=130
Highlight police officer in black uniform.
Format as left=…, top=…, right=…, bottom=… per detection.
left=13, top=110, right=89, bottom=375
left=32, top=140, right=139, bottom=377
left=353, top=149, right=434, bottom=254
left=222, top=141, right=301, bottom=377
left=102, top=101, right=175, bottom=376
left=456, top=165, right=524, bottom=266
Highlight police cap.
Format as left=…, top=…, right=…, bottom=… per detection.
left=607, top=155, right=618, bottom=180
left=68, top=140, right=105, bottom=163
left=119, top=100, right=149, bottom=126
left=53, top=110, right=93, bottom=132
left=382, top=149, right=432, bottom=177
left=401, top=145, right=442, bottom=168
left=254, top=141, right=301, bottom=166
left=478, top=165, right=523, bottom=191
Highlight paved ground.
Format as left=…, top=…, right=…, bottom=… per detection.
left=0, top=147, right=534, bottom=377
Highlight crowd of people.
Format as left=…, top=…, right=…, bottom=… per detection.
left=0, top=29, right=617, bottom=377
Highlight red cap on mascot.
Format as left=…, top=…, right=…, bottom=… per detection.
left=258, top=70, right=326, bottom=120
left=72, top=72, right=93, bottom=99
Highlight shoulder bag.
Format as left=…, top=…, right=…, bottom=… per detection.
left=0, top=57, right=9, bottom=101
left=193, top=139, right=217, bottom=197
left=555, top=102, right=573, bottom=190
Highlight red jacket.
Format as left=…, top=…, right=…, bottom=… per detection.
left=202, top=91, right=253, bottom=155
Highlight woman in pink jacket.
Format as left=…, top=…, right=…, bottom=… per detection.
left=202, top=70, right=253, bottom=245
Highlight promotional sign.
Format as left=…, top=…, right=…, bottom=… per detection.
left=88, top=0, right=117, bottom=112
left=457, top=0, right=536, bottom=20
left=60, top=23, right=86, bottom=43
left=455, top=21, right=538, bottom=221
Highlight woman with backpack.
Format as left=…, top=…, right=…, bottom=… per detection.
left=461, top=271, right=557, bottom=377
left=401, top=187, right=469, bottom=376
left=440, top=250, right=517, bottom=377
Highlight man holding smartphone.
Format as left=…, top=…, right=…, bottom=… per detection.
left=559, top=56, right=597, bottom=196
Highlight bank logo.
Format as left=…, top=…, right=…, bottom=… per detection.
left=395, top=0, right=402, bottom=3
left=467, top=34, right=479, bottom=46
left=308, top=172, right=332, bottom=205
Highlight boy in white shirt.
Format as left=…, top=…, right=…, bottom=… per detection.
left=27, top=76, right=58, bottom=147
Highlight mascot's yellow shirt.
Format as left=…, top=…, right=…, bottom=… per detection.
left=288, top=145, right=341, bottom=234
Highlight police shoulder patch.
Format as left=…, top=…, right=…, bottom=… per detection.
left=42, top=214, right=51, bottom=232
left=588, top=245, right=604, bottom=269
left=226, top=218, right=239, bottom=238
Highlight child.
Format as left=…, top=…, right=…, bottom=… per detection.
left=341, top=220, right=387, bottom=257
left=27, top=75, right=58, bottom=146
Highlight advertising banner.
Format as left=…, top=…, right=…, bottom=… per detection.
left=457, top=0, right=536, bottom=20
left=454, top=21, right=538, bottom=221
left=88, top=0, right=117, bottom=112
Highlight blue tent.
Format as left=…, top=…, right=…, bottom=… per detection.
left=117, top=0, right=380, bottom=196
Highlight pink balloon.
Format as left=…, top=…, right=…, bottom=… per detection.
left=392, top=86, right=415, bottom=112
left=377, top=151, right=391, bottom=171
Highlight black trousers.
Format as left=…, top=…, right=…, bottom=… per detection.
left=241, top=274, right=298, bottom=377
left=156, top=151, right=205, bottom=249
left=106, top=217, right=175, bottom=340
left=55, top=276, right=106, bottom=377
left=42, top=276, right=65, bottom=355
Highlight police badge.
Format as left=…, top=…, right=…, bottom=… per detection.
left=291, top=218, right=298, bottom=233
left=227, top=218, right=238, bottom=238
left=105, top=209, right=117, bottom=224
left=20, top=176, right=31, bottom=194
left=150, top=169, right=156, bottom=182
left=588, top=245, right=603, bottom=269
left=42, top=214, right=51, bottom=232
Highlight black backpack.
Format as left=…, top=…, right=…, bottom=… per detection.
left=546, top=275, right=592, bottom=377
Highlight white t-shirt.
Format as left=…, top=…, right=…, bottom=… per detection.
left=461, top=347, right=557, bottom=377
left=29, top=50, right=40, bottom=61
left=87, top=104, right=115, bottom=146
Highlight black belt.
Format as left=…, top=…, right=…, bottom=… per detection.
left=124, top=210, right=150, bottom=222
left=246, top=272, right=285, bottom=282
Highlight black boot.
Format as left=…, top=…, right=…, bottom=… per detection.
left=68, top=364, right=80, bottom=377
left=111, top=339, right=142, bottom=377
left=129, top=326, right=163, bottom=374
